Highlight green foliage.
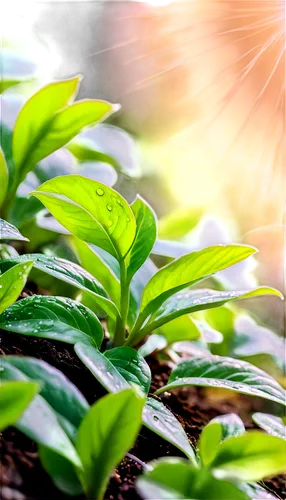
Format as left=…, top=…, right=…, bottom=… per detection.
left=210, top=432, right=286, bottom=481
left=76, top=388, right=144, bottom=500
left=0, top=219, right=28, bottom=241
left=0, top=260, right=33, bottom=314
left=155, top=355, right=286, bottom=406
left=1, top=357, right=82, bottom=467
left=0, top=296, right=103, bottom=347
left=252, top=413, right=286, bottom=440
left=0, top=381, right=39, bottom=431
left=136, top=458, right=249, bottom=500
left=1, top=72, right=285, bottom=499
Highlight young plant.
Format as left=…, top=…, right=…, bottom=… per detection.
left=0, top=176, right=284, bottom=458
left=0, top=355, right=144, bottom=499
left=0, top=45, right=141, bottom=234
left=136, top=413, right=286, bottom=500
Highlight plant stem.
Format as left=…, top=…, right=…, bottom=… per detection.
left=114, top=258, right=129, bottom=346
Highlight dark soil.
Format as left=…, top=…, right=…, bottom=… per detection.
left=0, top=288, right=285, bottom=500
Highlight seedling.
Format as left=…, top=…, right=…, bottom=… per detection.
left=0, top=176, right=284, bottom=458
left=0, top=355, right=144, bottom=499
left=136, top=413, right=286, bottom=500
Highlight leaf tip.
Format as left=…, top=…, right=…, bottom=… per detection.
left=112, top=103, right=121, bottom=113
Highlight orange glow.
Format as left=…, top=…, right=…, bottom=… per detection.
left=112, top=1, right=285, bottom=230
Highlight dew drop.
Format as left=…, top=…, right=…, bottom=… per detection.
left=96, top=188, right=104, bottom=196
left=106, top=204, right=113, bottom=212
left=153, top=415, right=159, bottom=421
left=126, top=217, right=131, bottom=223
left=116, top=199, right=123, bottom=207
left=107, top=220, right=113, bottom=227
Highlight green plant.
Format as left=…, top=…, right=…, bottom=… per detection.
left=1, top=74, right=140, bottom=257
left=0, top=355, right=144, bottom=499
left=136, top=413, right=286, bottom=500
left=0, top=175, right=284, bottom=459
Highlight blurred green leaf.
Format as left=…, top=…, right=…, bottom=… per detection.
left=159, top=207, right=202, bottom=240
left=1, top=359, right=81, bottom=467
left=3, top=356, right=89, bottom=431
left=252, top=413, right=286, bottom=440
left=136, top=459, right=249, bottom=500
left=199, top=414, right=245, bottom=466
left=0, top=260, right=33, bottom=314
left=0, top=219, right=28, bottom=241
left=156, top=315, right=201, bottom=345
left=211, top=431, right=286, bottom=481
left=0, top=381, right=38, bottom=431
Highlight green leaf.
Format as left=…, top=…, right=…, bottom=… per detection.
left=76, top=388, right=145, bottom=500
left=0, top=219, right=28, bottom=241
left=150, top=287, right=282, bottom=330
left=156, top=315, right=201, bottom=346
left=75, top=342, right=129, bottom=392
left=158, top=207, right=202, bottom=240
left=0, top=48, right=44, bottom=94
left=13, top=77, right=117, bottom=183
left=13, top=77, right=79, bottom=178
left=208, top=414, right=245, bottom=441
left=252, top=413, right=286, bottom=440
left=0, top=255, right=119, bottom=320
left=0, top=260, right=33, bottom=314
left=138, top=334, right=167, bottom=358
left=199, top=414, right=245, bottom=466
left=74, top=343, right=150, bottom=395
left=211, top=431, right=286, bottom=481
left=1, top=359, right=81, bottom=467
left=74, top=343, right=193, bottom=459
left=3, top=356, right=89, bottom=430
left=0, top=381, right=39, bottom=431
left=141, top=245, right=257, bottom=312
left=155, top=355, right=286, bottom=406
left=127, top=196, right=157, bottom=282
left=39, top=447, right=83, bottom=496
left=0, top=295, right=103, bottom=348
left=72, top=238, right=120, bottom=306
left=0, top=148, right=8, bottom=208
left=105, top=346, right=151, bottom=395
left=143, top=397, right=197, bottom=465
left=136, top=458, right=249, bottom=500
left=31, top=175, right=136, bottom=259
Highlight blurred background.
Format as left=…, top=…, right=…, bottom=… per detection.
left=0, top=0, right=284, bottom=332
